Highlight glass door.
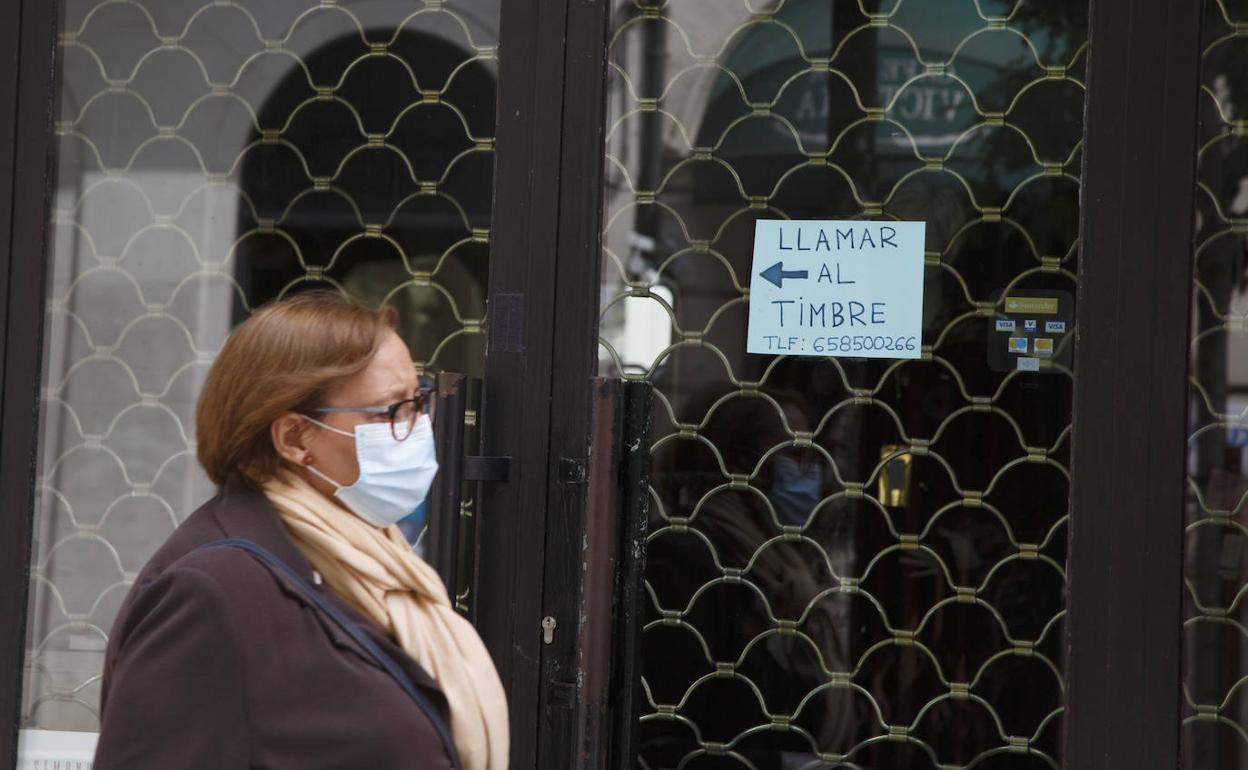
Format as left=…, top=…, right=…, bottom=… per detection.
left=16, top=0, right=500, bottom=758
left=597, top=1, right=1087, bottom=766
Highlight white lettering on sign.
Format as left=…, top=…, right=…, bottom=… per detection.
left=746, top=220, right=926, bottom=359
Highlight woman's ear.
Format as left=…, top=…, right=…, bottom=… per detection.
left=271, top=413, right=313, bottom=467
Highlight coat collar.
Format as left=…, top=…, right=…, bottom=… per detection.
left=207, top=479, right=320, bottom=583
left=193, top=479, right=450, bottom=704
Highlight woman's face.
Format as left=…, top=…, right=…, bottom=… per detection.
left=295, top=329, right=419, bottom=501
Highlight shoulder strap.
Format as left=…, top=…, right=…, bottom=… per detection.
left=195, top=538, right=462, bottom=770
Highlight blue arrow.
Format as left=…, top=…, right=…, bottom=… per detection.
left=759, top=261, right=809, bottom=288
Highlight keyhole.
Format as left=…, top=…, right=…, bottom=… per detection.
left=542, top=616, right=556, bottom=644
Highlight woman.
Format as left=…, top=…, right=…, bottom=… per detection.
left=93, top=292, right=508, bottom=770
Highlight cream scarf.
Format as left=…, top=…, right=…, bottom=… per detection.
left=261, top=471, right=508, bottom=770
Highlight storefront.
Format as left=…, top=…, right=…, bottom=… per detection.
left=0, top=0, right=1244, bottom=768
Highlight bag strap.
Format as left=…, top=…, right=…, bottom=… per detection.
left=195, top=538, right=462, bottom=770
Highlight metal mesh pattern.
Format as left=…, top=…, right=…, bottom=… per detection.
left=21, top=0, right=498, bottom=731
left=1183, top=0, right=1248, bottom=765
left=598, top=1, right=1087, bottom=767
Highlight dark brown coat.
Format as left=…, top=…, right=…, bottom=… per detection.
left=94, top=482, right=457, bottom=769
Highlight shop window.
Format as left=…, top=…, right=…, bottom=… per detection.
left=598, top=1, right=1087, bottom=766
left=20, top=0, right=499, bottom=738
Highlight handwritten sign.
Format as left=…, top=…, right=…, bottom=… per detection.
left=746, top=219, right=925, bottom=359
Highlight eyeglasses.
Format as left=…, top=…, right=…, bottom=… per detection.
left=307, top=379, right=433, bottom=441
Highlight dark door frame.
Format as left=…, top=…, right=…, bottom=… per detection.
left=1063, top=0, right=1205, bottom=766
left=474, top=0, right=614, bottom=768
left=0, top=1, right=1213, bottom=770
left=0, top=0, right=60, bottom=765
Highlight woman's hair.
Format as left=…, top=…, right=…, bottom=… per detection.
left=196, top=291, right=398, bottom=486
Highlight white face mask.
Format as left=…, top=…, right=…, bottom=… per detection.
left=301, top=413, right=439, bottom=528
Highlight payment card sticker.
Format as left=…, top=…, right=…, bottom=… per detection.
left=987, top=288, right=1074, bottom=374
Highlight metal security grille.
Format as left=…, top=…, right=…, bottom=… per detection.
left=21, top=0, right=498, bottom=731
left=598, top=1, right=1087, bottom=767
left=1183, top=0, right=1248, bottom=765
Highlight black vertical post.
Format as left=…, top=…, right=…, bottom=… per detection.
left=1064, top=0, right=1204, bottom=767
left=0, top=0, right=59, bottom=764
left=534, top=0, right=612, bottom=766
left=476, top=0, right=572, bottom=767
left=0, top=0, right=26, bottom=757
left=478, top=0, right=612, bottom=766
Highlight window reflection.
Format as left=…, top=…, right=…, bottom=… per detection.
left=1183, top=3, right=1248, bottom=764
left=22, top=0, right=499, bottom=733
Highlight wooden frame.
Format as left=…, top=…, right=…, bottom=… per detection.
left=474, top=0, right=613, bottom=766
left=1063, top=0, right=1205, bottom=767
left=531, top=0, right=615, bottom=763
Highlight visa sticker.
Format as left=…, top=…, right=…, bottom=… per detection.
left=996, top=319, right=1016, bottom=332
left=1045, top=321, right=1066, bottom=334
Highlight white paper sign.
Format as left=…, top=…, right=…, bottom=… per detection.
left=747, top=219, right=926, bottom=359
left=17, top=729, right=97, bottom=769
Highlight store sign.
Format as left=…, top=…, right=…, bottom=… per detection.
left=17, top=729, right=97, bottom=769
left=747, top=219, right=926, bottom=359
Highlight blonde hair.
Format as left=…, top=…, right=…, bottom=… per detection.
left=196, top=291, right=398, bottom=486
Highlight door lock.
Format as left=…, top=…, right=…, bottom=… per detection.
left=541, top=616, right=556, bottom=644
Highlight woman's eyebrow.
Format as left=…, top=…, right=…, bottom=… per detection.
left=382, top=383, right=414, bottom=401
